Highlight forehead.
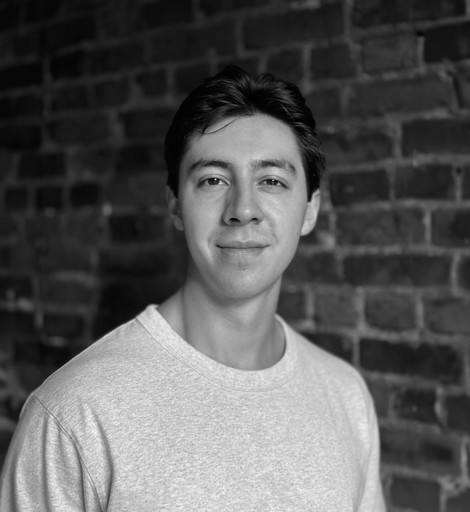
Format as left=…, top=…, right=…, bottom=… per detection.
left=181, top=114, right=303, bottom=167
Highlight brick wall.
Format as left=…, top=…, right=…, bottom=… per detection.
left=1, top=0, right=470, bottom=509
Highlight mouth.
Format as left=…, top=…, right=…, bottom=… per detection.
left=216, top=241, right=269, bottom=250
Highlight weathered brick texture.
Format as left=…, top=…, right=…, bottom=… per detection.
left=1, top=0, right=470, bottom=509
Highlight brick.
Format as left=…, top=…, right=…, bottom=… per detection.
left=458, top=257, right=470, bottom=290
left=285, top=251, right=341, bottom=283
left=310, top=43, right=355, bottom=80
left=0, top=215, right=18, bottom=238
left=395, top=163, right=454, bottom=200
left=348, top=74, right=453, bottom=117
left=454, top=65, right=470, bottom=108
left=0, top=310, right=35, bottom=335
left=424, top=21, right=470, bottom=63
left=141, top=0, right=192, bottom=28
left=353, top=0, right=466, bottom=27
left=13, top=30, right=40, bottom=59
left=25, top=0, right=61, bottom=22
left=90, top=42, right=145, bottom=74
left=0, top=424, right=15, bottom=465
left=69, top=182, right=102, bottom=207
left=93, top=79, right=129, bottom=108
left=108, top=214, right=166, bottom=243
left=365, top=291, right=416, bottom=331
left=323, top=128, right=393, bottom=166
left=216, top=57, right=260, bottom=76
left=0, top=124, right=41, bottom=150
left=432, top=210, right=470, bottom=247
left=14, top=338, right=77, bottom=391
left=306, top=88, right=342, bottom=124
left=266, top=48, right=303, bottom=84
left=29, top=234, right=94, bottom=272
left=122, top=109, right=174, bottom=141
left=99, top=245, right=171, bottom=276
left=0, top=98, right=12, bottom=119
left=402, top=119, right=470, bottom=156
left=0, top=242, right=35, bottom=271
left=381, top=426, right=461, bottom=475
left=344, top=254, right=451, bottom=287
left=61, top=212, right=103, bottom=248
left=447, top=488, right=470, bottom=512
left=277, top=288, right=305, bottom=321
left=360, top=338, right=461, bottom=383
left=43, top=313, right=85, bottom=340
left=40, top=277, right=94, bottom=306
left=68, top=148, right=115, bottom=178
left=174, top=62, right=212, bottom=95
left=304, top=331, right=353, bottom=363
left=390, top=475, right=440, bottom=512
left=12, top=94, right=43, bottom=118
left=463, top=167, right=470, bottom=199
left=244, top=4, right=344, bottom=49
left=0, top=2, right=21, bottom=31
left=104, top=175, right=168, bottom=209
left=49, top=115, right=110, bottom=145
left=337, top=208, right=425, bottom=246
left=136, top=69, right=167, bottom=97
left=329, top=170, right=389, bottom=206
left=366, top=378, right=390, bottom=416
left=94, top=275, right=183, bottom=336
left=446, top=394, right=470, bottom=433
left=4, top=186, right=29, bottom=210
left=152, top=22, right=236, bottom=62
left=394, top=387, right=439, bottom=424
left=362, top=32, right=417, bottom=73
left=0, top=151, right=15, bottom=182
left=424, top=297, right=470, bottom=335
left=200, top=0, right=268, bottom=16
left=314, top=288, right=358, bottom=327
left=50, top=50, right=88, bottom=79
left=35, top=186, right=63, bottom=210
left=0, top=62, right=42, bottom=90
left=116, top=143, right=165, bottom=174
left=0, top=95, right=42, bottom=120
left=51, top=84, right=89, bottom=111
left=0, top=276, right=33, bottom=301
left=19, top=152, right=65, bottom=180
left=41, top=16, right=96, bottom=53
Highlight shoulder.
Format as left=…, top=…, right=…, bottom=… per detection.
left=31, top=308, right=161, bottom=422
left=284, top=320, right=375, bottom=422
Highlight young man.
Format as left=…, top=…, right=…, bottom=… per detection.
left=0, top=67, right=386, bottom=510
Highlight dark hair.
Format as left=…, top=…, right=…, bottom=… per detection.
left=164, top=66, right=326, bottom=199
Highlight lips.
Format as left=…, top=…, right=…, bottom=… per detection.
left=216, top=240, right=269, bottom=249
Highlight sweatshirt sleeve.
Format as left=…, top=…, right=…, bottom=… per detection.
left=357, top=388, right=387, bottom=512
left=0, top=395, right=103, bottom=512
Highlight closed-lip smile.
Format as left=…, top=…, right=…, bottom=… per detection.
left=217, top=241, right=269, bottom=249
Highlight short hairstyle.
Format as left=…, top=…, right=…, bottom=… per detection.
left=164, top=65, right=326, bottom=199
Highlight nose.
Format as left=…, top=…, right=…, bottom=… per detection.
left=223, top=182, right=262, bottom=225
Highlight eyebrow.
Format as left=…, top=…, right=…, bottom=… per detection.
left=188, top=158, right=297, bottom=174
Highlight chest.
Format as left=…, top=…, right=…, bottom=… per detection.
left=100, top=387, right=364, bottom=511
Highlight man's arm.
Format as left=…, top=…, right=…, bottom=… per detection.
left=358, top=388, right=387, bottom=512
left=0, top=395, right=102, bottom=512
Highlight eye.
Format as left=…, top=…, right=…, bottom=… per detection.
left=199, top=177, right=228, bottom=187
left=261, top=178, right=286, bottom=188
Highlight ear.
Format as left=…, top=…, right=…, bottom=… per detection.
left=166, top=186, right=184, bottom=231
left=300, top=190, right=320, bottom=237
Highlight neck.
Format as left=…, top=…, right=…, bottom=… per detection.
left=159, top=279, right=284, bottom=370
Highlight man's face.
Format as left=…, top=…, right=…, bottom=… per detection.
left=167, top=113, right=320, bottom=303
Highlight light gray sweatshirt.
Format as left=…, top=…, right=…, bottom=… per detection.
left=0, top=305, right=386, bottom=511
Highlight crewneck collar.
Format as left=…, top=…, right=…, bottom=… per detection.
left=137, top=305, right=297, bottom=392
